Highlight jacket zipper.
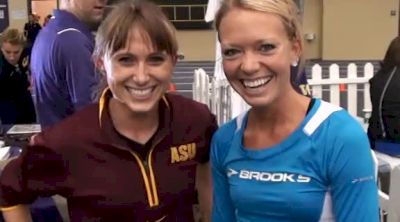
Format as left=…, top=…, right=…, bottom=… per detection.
left=128, top=138, right=162, bottom=208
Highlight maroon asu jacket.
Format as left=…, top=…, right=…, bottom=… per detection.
left=0, top=90, right=218, bottom=222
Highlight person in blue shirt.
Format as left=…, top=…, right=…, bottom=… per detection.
left=31, top=0, right=107, bottom=128
left=211, top=0, right=379, bottom=221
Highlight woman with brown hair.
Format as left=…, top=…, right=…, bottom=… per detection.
left=0, top=1, right=216, bottom=221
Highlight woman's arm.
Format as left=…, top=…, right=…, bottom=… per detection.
left=328, top=118, right=379, bottom=222
left=0, top=133, right=68, bottom=221
left=196, top=162, right=212, bottom=222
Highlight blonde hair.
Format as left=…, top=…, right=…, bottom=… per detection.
left=0, top=28, right=26, bottom=46
left=215, top=0, right=304, bottom=70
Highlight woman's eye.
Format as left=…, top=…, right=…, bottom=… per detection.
left=259, top=44, right=275, bottom=52
left=222, top=49, right=240, bottom=58
left=148, top=56, right=166, bottom=65
left=118, top=56, right=134, bottom=64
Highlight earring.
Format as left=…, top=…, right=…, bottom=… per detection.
left=291, top=59, right=298, bottom=67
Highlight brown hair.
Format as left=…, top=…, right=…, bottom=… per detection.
left=93, top=0, right=178, bottom=59
left=0, top=28, right=26, bottom=46
left=93, top=0, right=178, bottom=99
left=215, top=0, right=305, bottom=71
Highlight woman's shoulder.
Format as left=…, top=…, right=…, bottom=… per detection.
left=305, top=99, right=365, bottom=138
left=307, top=100, right=369, bottom=151
left=39, top=104, right=101, bottom=146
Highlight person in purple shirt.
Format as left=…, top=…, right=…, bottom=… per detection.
left=31, top=0, right=107, bottom=128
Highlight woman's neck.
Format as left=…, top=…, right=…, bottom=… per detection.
left=109, top=98, right=159, bottom=144
left=244, top=89, right=311, bottom=148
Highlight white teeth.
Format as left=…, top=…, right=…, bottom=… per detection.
left=243, top=77, right=272, bottom=88
left=128, top=88, right=152, bottom=96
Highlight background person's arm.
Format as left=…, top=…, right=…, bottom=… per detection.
left=2, top=205, right=32, bottom=222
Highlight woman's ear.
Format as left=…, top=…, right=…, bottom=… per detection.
left=291, top=38, right=302, bottom=61
left=172, top=54, right=178, bottom=65
left=94, top=56, right=106, bottom=74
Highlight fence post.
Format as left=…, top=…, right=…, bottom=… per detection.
left=363, top=63, right=374, bottom=118
left=221, top=82, right=230, bottom=124
left=329, top=64, right=340, bottom=106
left=347, top=63, right=358, bottom=117
left=205, top=73, right=210, bottom=106
left=311, top=64, right=322, bottom=99
left=193, top=69, right=199, bottom=102
left=210, top=77, right=217, bottom=115
left=199, top=68, right=208, bottom=105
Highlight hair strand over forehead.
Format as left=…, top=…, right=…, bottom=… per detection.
left=94, top=0, right=178, bottom=59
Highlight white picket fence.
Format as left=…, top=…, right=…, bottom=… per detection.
left=194, top=63, right=374, bottom=126
left=309, top=63, right=374, bottom=124
left=193, top=62, right=400, bottom=222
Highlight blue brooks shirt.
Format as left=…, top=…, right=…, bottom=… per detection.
left=211, top=99, right=379, bottom=222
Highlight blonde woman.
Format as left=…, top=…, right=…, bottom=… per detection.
left=211, top=0, right=379, bottom=221
left=0, top=28, right=36, bottom=124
